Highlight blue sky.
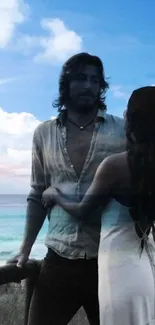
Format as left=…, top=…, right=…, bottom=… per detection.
left=1, top=0, right=155, bottom=119
left=0, top=0, right=155, bottom=193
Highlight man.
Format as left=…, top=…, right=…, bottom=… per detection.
left=11, top=52, right=125, bottom=325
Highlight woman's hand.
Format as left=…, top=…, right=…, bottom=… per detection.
left=42, top=187, right=81, bottom=218
left=42, top=187, right=59, bottom=207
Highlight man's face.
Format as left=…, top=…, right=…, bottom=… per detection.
left=68, top=65, right=101, bottom=112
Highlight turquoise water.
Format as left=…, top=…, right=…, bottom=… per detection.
left=0, top=195, right=48, bottom=262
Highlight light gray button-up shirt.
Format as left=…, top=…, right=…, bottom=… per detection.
left=27, top=109, right=126, bottom=259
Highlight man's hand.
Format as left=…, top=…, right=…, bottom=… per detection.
left=7, top=250, right=30, bottom=268
left=42, top=187, right=59, bottom=206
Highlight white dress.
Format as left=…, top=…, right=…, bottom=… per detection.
left=98, top=199, right=155, bottom=325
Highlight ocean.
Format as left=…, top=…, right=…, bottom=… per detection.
left=0, top=194, right=48, bottom=265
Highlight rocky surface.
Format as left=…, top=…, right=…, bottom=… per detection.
left=0, top=282, right=89, bottom=325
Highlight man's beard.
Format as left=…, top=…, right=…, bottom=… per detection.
left=71, top=98, right=98, bottom=114
left=76, top=104, right=94, bottom=114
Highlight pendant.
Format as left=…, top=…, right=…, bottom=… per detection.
left=80, top=126, right=84, bottom=130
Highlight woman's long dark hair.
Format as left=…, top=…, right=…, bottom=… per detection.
left=126, top=86, right=155, bottom=251
left=53, top=52, right=109, bottom=112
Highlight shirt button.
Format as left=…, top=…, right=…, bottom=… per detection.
left=70, top=164, right=73, bottom=168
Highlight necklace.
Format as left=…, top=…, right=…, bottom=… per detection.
left=67, top=116, right=95, bottom=130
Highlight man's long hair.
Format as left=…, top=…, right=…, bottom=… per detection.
left=53, top=52, right=109, bottom=112
left=126, top=86, right=155, bottom=251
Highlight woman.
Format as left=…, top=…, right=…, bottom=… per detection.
left=42, top=86, right=155, bottom=325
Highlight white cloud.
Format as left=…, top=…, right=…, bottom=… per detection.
left=50, top=115, right=56, bottom=120
left=0, top=108, right=40, bottom=134
left=0, top=109, right=58, bottom=193
left=15, top=18, right=83, bottom=63
left=0, top=0, right=29, bottom=48
left=35, top=18, right=83, bottom=63
left=0, top=107, right=41, bottom=194
left=111, top=85, right=129, bottom=100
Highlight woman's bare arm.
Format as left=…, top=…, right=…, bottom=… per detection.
left=50, top=155, right=117, bottom=218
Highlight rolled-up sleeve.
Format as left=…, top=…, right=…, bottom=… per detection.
left=27, top=127, right=46, bottom=204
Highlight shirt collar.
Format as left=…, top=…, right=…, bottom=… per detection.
left=96, top=109, right=106, bottom=122
left=56, top=108, right=105, bottom=126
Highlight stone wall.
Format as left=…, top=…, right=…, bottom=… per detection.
left=0, top=282, right=89, bottom=325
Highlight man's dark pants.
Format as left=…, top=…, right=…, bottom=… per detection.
left=27, top=249, right=99, bottom=325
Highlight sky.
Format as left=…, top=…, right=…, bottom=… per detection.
left=0, top=0, right=155, bottom=194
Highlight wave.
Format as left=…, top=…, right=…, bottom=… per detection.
left=0, top=243, right=47, bottom=261
left=0, top=213, right=26, bottom=219
left=0, top=194, right=27, bottom=207
left=0, top=236, right=21, bottom=241
left=0, top=250, right=13, bottom=256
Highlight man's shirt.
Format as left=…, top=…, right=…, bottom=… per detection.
left=27, top=110, right=126, bottom=259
